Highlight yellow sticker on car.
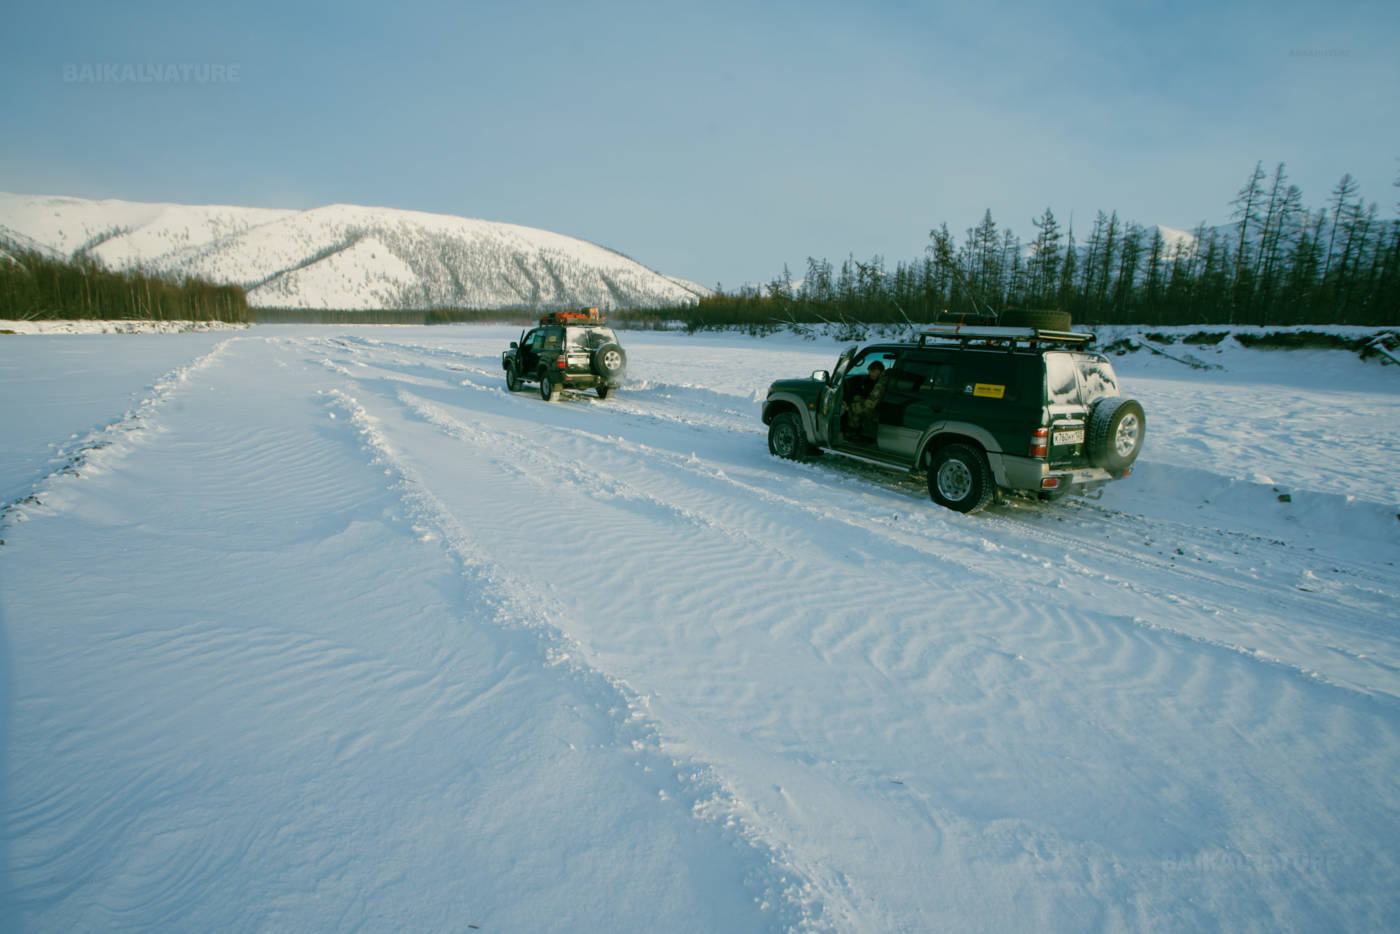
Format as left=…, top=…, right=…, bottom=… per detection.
left=973, top=383, right=1005, bottom=398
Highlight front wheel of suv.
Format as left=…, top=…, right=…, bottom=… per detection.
left=505, top=364, right=522, bottom=392
left=767, top=411, right=808, bottom=461
left=539, top=368, right=560, bottom=402
left=928, top=444, right=994, bottom=513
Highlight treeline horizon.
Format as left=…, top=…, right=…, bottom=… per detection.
left=5, top=161, right=1397, bottom=330
left=656, top=161, right=1400, bottom=332
left=0, top=240, right=253, bottom=323
left=0, top=242, right=537, bottom=326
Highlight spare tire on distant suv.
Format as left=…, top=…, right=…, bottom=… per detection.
left=592, top=342, right=626, bottom=379
left=1087, top=397, right=1146, bottom=473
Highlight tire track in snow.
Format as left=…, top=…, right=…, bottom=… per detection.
left=6, top=334, right=812, bottom=933
left=973, top=493, right=1400, bottom=699
left=327, top=333, right=767, bottom=435
left=515, top=407, right=1400, bottom=699
left=320, top=386, right=834, bottom=932
left=327, top=385, right=933, bottom=930
left=0, top=335, right=240, bottom=536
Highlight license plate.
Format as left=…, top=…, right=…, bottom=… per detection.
left=1053, top=429, right=1085, bottom=445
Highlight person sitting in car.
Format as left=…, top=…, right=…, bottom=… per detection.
left=844, top=360, right=887, bottom=442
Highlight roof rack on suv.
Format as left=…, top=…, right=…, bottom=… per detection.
left=917, top=325, right=1094, bottom=348
left=540, top=306, right=605, bottom=326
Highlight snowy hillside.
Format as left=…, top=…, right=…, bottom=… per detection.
left=0, top=192, right=709, bottom=310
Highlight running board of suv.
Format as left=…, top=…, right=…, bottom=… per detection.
left=828, top=444, right=913, bottom=471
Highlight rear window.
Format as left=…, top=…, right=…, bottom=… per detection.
left=566, top=327, right=618, bottom=352
left=1045, top=353, right=1079, bottom=405
left=1075, top=354, right=1120, bottom=403
left=1045, top=352, right=1121, bottom=405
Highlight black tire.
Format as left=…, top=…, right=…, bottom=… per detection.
left=1087, top=397, right=1145, bottom=473
left=592, top=343, right=626, bottom=378
left=505, top=363, right=522, bottom=392
left=1000, top=308, right=1072, bottom=331
left=767, top=411, right=808, bottom=461
left=928, top=443, right=994, bottom=513
left=538, top=368, right=560, bottom=402
left=595, top=385, right=611, bottom=400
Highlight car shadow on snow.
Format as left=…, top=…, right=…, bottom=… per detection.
left=788, top=451, right=1069, bottom=517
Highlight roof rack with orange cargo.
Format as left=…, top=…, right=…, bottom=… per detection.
left=539, top=307, right=605, bottom=326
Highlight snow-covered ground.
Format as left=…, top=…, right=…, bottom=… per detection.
left=1, top=323, right=1397, bottom=932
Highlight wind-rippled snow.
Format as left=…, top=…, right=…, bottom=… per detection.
left=1, top=323, right=1397, bottom=932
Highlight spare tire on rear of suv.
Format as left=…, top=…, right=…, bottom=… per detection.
left=592, top=342, right=626, bottom=379
left=1087, top=397, right=1146, bottom=473
left=1000, top=308, right=1072, bottom=331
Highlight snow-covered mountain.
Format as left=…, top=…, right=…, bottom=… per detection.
left=1154, top=223, right=1197, bottom=253
left=0, top=192, right=709, bottom=310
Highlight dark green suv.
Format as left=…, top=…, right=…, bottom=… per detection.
left=761, top=322, right=1145, bottom=512
left=502, top=309, right=627, bottom=401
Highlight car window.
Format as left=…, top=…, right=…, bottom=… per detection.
left=566, top=327, right=617, bottom=352
left=830, top=347, right=858, bottom=385
left=1045, top=352, right=1080, bottom=405
left=847, top=350, right=898, bottom=379
left=1075, top=354, right=1120, bottom=403
left=891, top=356, right=955, bottom=393
left=538, top=328, right=563, bottom=351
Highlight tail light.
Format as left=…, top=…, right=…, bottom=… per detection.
left=556, top=356, right=567, bottom=369
left=1030, top=428, right=1048, bottom=458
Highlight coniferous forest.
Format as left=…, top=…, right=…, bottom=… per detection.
left=0, top=242, right=251, bottom=323
left=650, top=162, right=1400, bottom=332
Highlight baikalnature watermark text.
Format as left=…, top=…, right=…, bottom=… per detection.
left=63, top=63, right=242, bottom=84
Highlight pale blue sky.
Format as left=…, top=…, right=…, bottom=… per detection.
left=3, top=0, right=1396, bottom=287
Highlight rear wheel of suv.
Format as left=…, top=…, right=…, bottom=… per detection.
left=928, top=443, right=994, bottom=513
left=538, top=368, right=560, bottom=402
left=1087, top=397, right=1145, bottom=473
left=595, top=385, right=611, bottom=400
left=767, top=411, right=808, bottom=461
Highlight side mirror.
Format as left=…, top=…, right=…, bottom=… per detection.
left=510, top=341, right=518, bottom=348
left=811, top=369, right=830, bottom=383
